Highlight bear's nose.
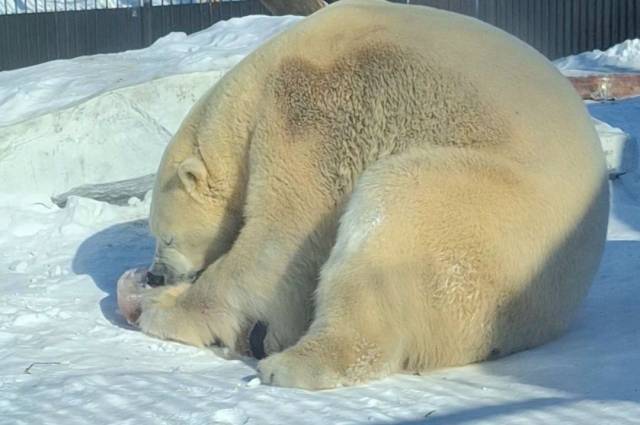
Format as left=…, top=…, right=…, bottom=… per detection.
left=146, top=271, right=165, bottom=287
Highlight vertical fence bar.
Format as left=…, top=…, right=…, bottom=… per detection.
left=33, top=0, right=40, bottom=63
left=611, top=0, right=619, bottom=47
left=141, top=0, right=152, bottom=46
left=15, top=0, right=22, bottom=67
left=1, top=0, right=5, bottom=69
left=624, top=0, right=631, bottom=42
left=631, top=0, right=637, bottom=40
left=636, top=0, right=640, bottom=40
left=563, top=0, right=571, bottom=59
left=556, top=0, right=563, bottom=59
left=602, top=0, right=609, bottom=52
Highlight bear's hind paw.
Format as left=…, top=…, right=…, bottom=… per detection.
left=257, top=350, right=343, bottom=390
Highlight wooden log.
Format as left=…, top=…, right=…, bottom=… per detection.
left=51, top=174, right=155, bottom=207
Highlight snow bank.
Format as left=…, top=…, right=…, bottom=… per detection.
left=0, top=15, right=301, bottom=197
left=0, top=71, right=221, bottom=196
left=555, top=39, right=640, bottom=76
left=0, top=15, right=301, bottom=127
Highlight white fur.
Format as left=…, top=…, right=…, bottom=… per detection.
left=133, top=0, right=609, bottom=389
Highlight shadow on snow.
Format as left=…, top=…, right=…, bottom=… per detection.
left=72, top=219, right=154, bottom=328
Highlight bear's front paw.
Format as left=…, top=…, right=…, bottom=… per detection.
left=257, top=349, right=341, bottom=390
left=137, top=283, right=209, bottom=347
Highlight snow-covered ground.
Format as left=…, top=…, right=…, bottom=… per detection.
left=1, top=16, right=639, bottom=425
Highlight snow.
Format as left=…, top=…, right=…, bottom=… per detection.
left=554, top=38, right=640, bottom=76
left=592, top=118, right=637, bottom=177
left=0, top=71, right=219, bottom=196
left=0, top=14, right=301, bottom=128
left=0, top=15, right=301, bottom=197
left=1, top=15, right=639, bottom=425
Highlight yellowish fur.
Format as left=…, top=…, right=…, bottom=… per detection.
left=137, top=0, right=608, bottom=389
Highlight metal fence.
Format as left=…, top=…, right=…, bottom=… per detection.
left=2, top=0, right=640, bottom=71
left=395, top=0, right=640, bottom=60
left=0, top=0, right=269, bottom=71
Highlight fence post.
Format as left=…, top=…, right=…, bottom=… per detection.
left=141, top=0, right=153, bottom=47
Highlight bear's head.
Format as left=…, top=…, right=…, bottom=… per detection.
left=147, top=154, right=242, bottom=286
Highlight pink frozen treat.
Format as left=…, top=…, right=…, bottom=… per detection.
left=117, top=267, right=149, bottom=325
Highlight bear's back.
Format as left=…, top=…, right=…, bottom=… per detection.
left=249, top=1, right=603, bottom=191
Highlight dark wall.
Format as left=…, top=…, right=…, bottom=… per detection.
left=394, top=0, right=640, bottom=60
left=1, top=0, right=640, bottom=71
left=0, top=1, right=269, bottom=71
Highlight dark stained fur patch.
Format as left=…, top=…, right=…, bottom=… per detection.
left=270, top=43, right=509, bottom=197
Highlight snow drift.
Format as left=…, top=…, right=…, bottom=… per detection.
left=0, top=15, right=301, bottom=197
left=554, top=38, right=640, bottom=76
left=0, top=15, right=301, bottom=128
left=0, top=71, right=221, bottom=196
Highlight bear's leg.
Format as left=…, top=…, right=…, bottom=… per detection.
left=257, top=149, right=538, bottom=389
left=256, top=264, right=405, bottom=389
left=256, top=203, right=406, bottom=387
left=256, top=153, right=427, bottom=389
left=137, top=145, right=342, bottom=352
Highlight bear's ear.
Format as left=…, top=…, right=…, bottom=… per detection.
left=178, top=157, right=208, bottom=196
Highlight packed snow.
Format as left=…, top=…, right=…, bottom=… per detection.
left=555, top=38, right=640, bottom=76
left=1, top=15, right=639, bottom=425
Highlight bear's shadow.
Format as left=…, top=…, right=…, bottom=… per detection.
left=72, top=219, right=155, bottom=328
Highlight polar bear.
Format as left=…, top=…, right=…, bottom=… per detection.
left=133, top=0, right=609, bottom=389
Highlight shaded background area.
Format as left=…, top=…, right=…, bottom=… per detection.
left=0, top=0, right=270, bottom=71
left=2, top=0, right=640, bottom=71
